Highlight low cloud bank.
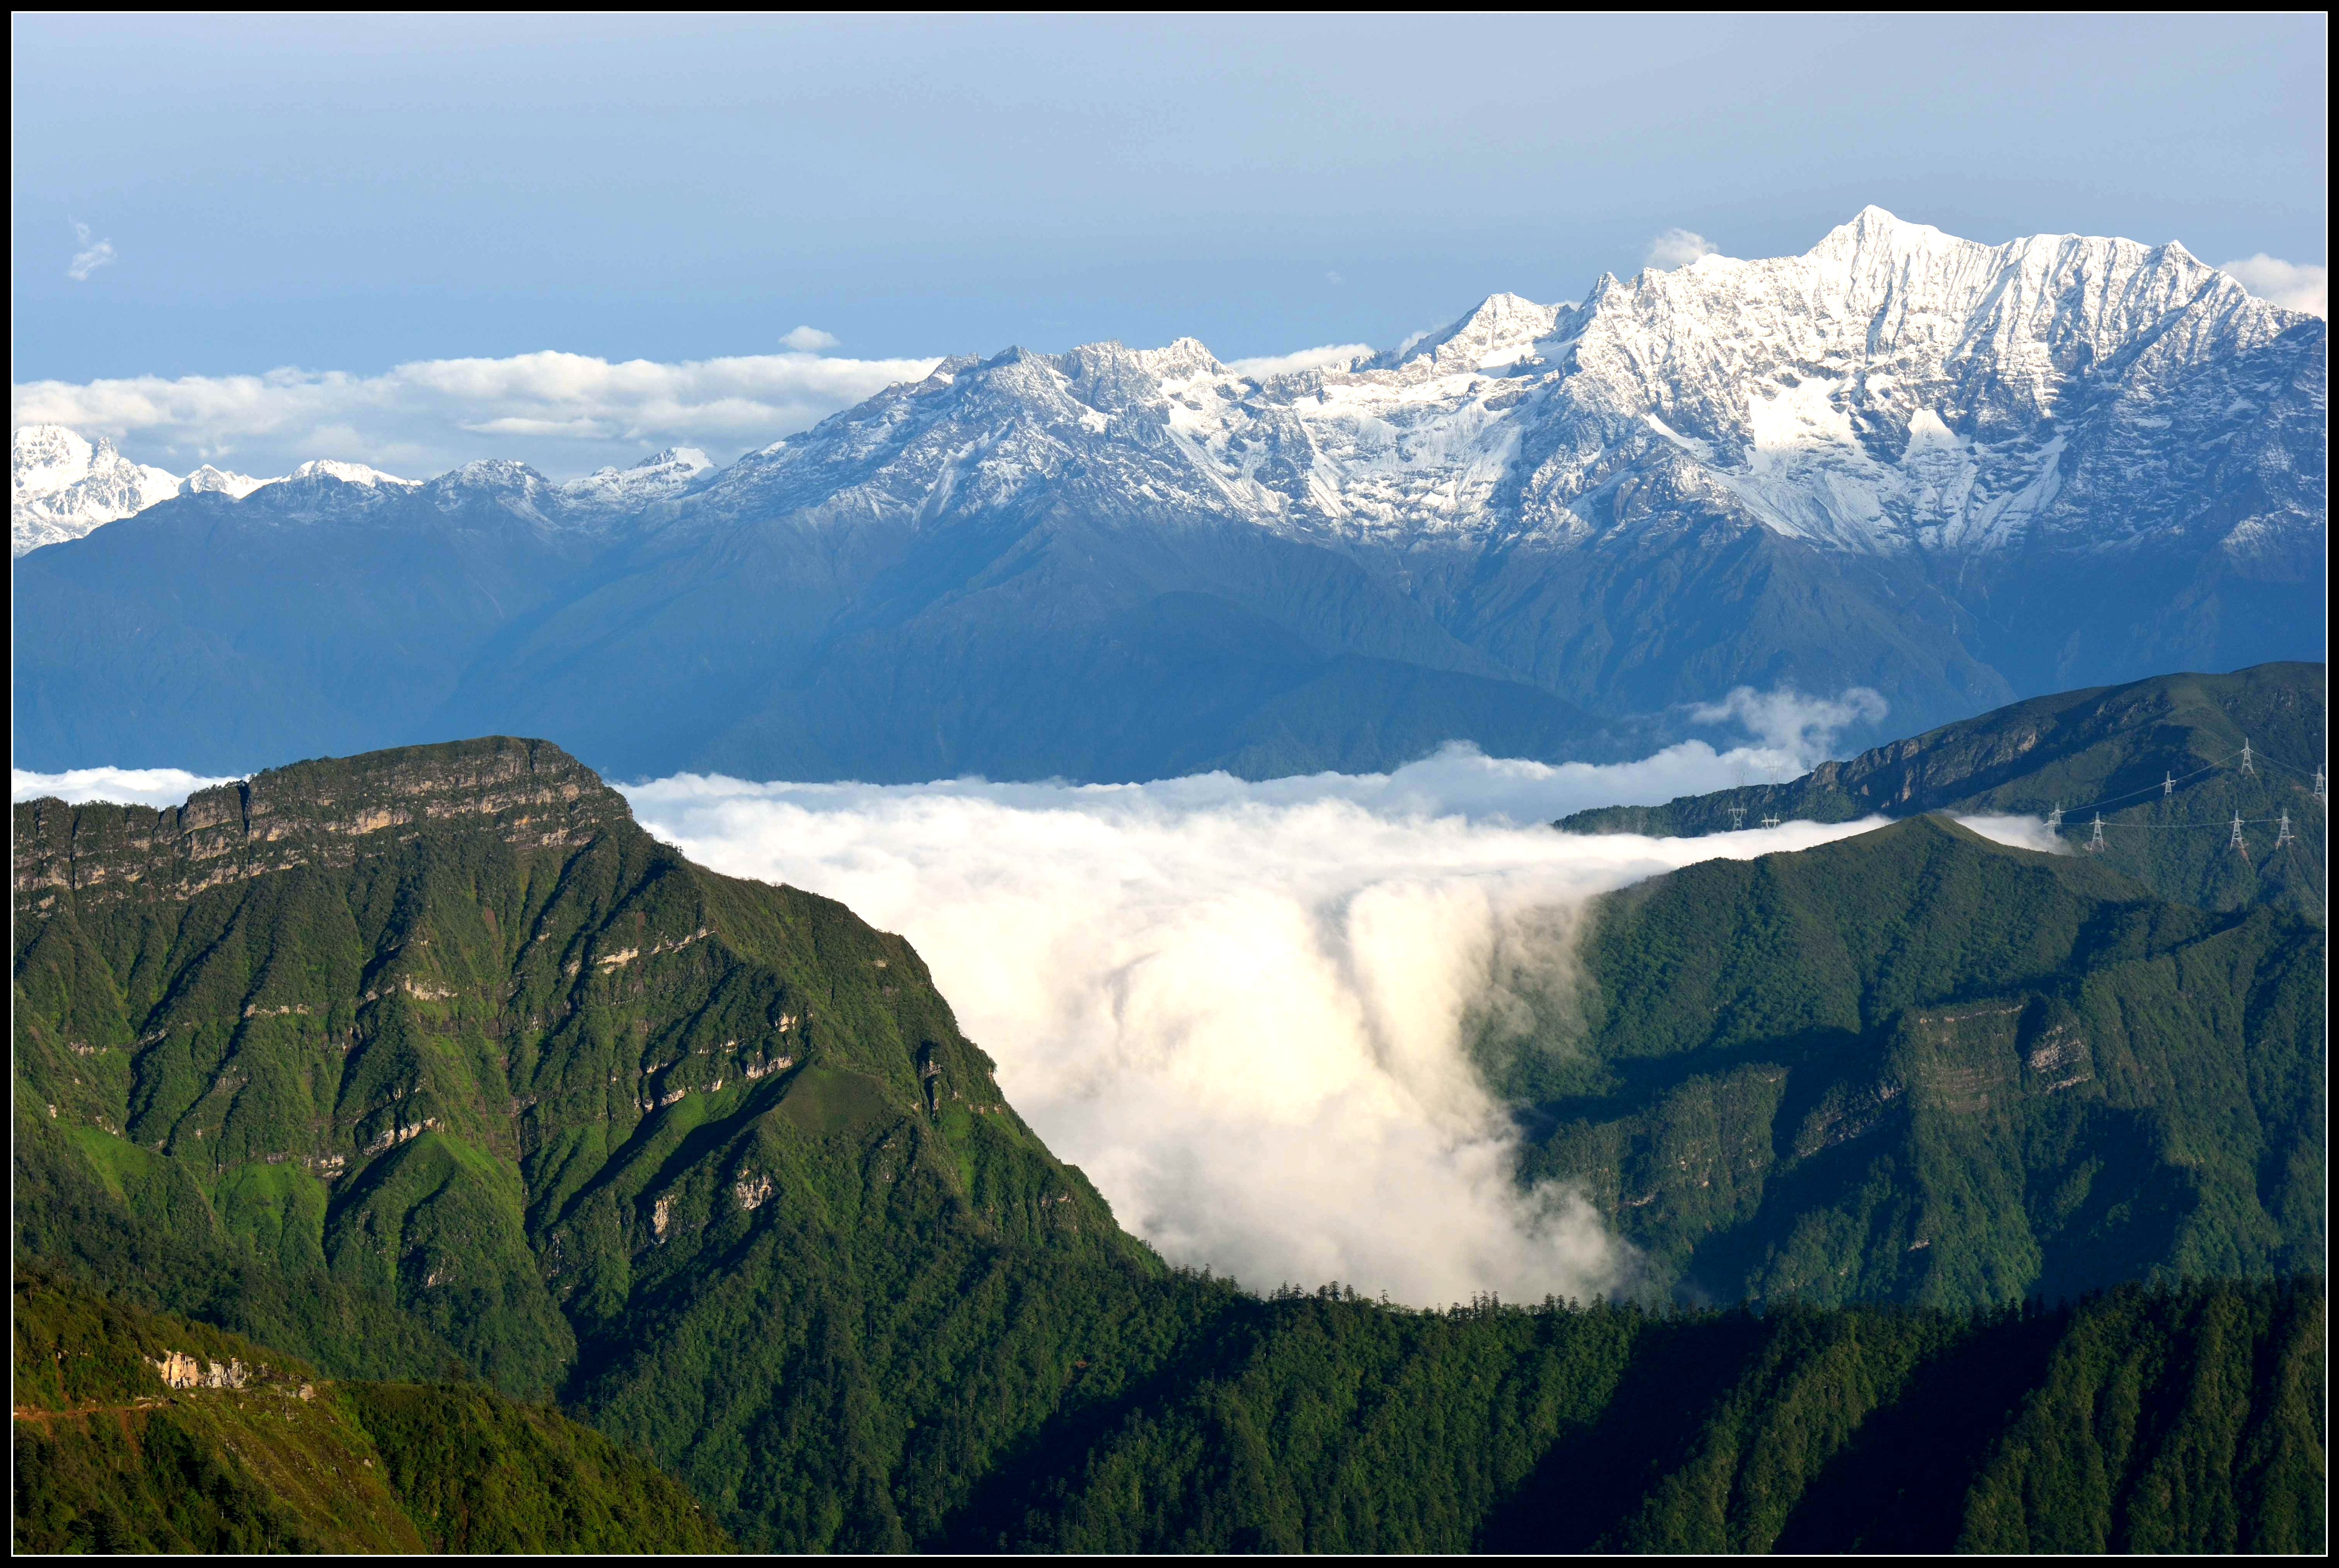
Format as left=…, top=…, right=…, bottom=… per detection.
left=12, top=347, right=942, bottom=481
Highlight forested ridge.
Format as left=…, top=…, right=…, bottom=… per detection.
left=13, top=725, right=2326, bottom=1551
left=1561, top=662, right=2326, bottom=924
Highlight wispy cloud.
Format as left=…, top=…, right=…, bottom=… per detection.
left=780, top=325, right=841, bottom=352
left=12, top=347, right=943, bottom=480
left=66, top=221, right=116, bottom=282
left=2218, top=254, right=2327, bottom=317
left=1226, top=343, right=1375, bottom=380
left=1643, top=227, right=1717, bottom=272
left=1688, top=684, right=1888, bottom=756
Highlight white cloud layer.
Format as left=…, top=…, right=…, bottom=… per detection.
left=1644, top=227, right=1718, bottom=271
left=67, top=221, right=116, bottom=282
left=13, top=765, right=241, bottom=809
left=12, top=347, right=943, bottom=480
left=2218, top=254, right=2327, bottom=317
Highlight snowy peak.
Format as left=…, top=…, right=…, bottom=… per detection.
left=13, top=423, right=181, bottom=556
left=179, top=464, right=267, bottom=500
left=285, top=458, right=417, bottom=489
left=1393, top=292, right=1567, bottom=374
left=554, top=446, right=715, bottom=515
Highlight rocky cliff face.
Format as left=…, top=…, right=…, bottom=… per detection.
left=13, top=738, right=618, bottom=905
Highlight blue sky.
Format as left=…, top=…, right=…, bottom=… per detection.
left=12, top=13, right=2327, bottom=475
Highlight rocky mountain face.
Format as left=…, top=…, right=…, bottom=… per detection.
left=13, top=210, right=2324, bottom=780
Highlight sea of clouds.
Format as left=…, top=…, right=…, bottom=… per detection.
left=13, top=691, right=2065, bottom=1308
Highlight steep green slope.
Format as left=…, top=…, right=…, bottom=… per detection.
left=12, top=1275, right=727, bottom=1554
left=956, top=1277, right=2322, bottom=1553
left=1502, top=815, right=2323, bottom=1310
left=12, top=738, right=1208, bottom=1549
left=1562, top=662, right=2326, bottom=923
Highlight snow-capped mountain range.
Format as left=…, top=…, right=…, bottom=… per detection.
left=13, top=209, right=2324, bottom=784
left=12, top=429, right=712, bottom=556
left=696, top=206, right=2318, bottom=564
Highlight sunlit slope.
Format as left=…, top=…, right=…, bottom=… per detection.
left=1506, top=815, right=2323, bottom=1308
left=12, top=737, right=1208, bottom=1550
left=12, top=1274, right=729, bottom=1553
left=1562, top=661, right=2326, bottom=923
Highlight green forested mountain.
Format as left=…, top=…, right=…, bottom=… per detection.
left=13, top=737, right=1213, bottom=1549
left=1504, top=815, right=2323, bottom=1310
left=1562, top=663, right=2326, bottom=924
left=13, top=734, right=2324, bottom=1551
left=12, top=1274, right=730, bottom=1553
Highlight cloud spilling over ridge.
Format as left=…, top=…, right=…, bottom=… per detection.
left=12, top=347, right=943, bottom=481
left=1953, top=813, right=2070, bottom=855
left=619, top=734, right=1890, bottom=1307
left=2218, top=254, right=2327, bottom=318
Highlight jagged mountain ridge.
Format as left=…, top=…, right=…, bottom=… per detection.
left=10, top=426, right=712, bottom=557
left=13, top=209, right=2324, bottom=781
left=697, top=207, right=2317, bottom=560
